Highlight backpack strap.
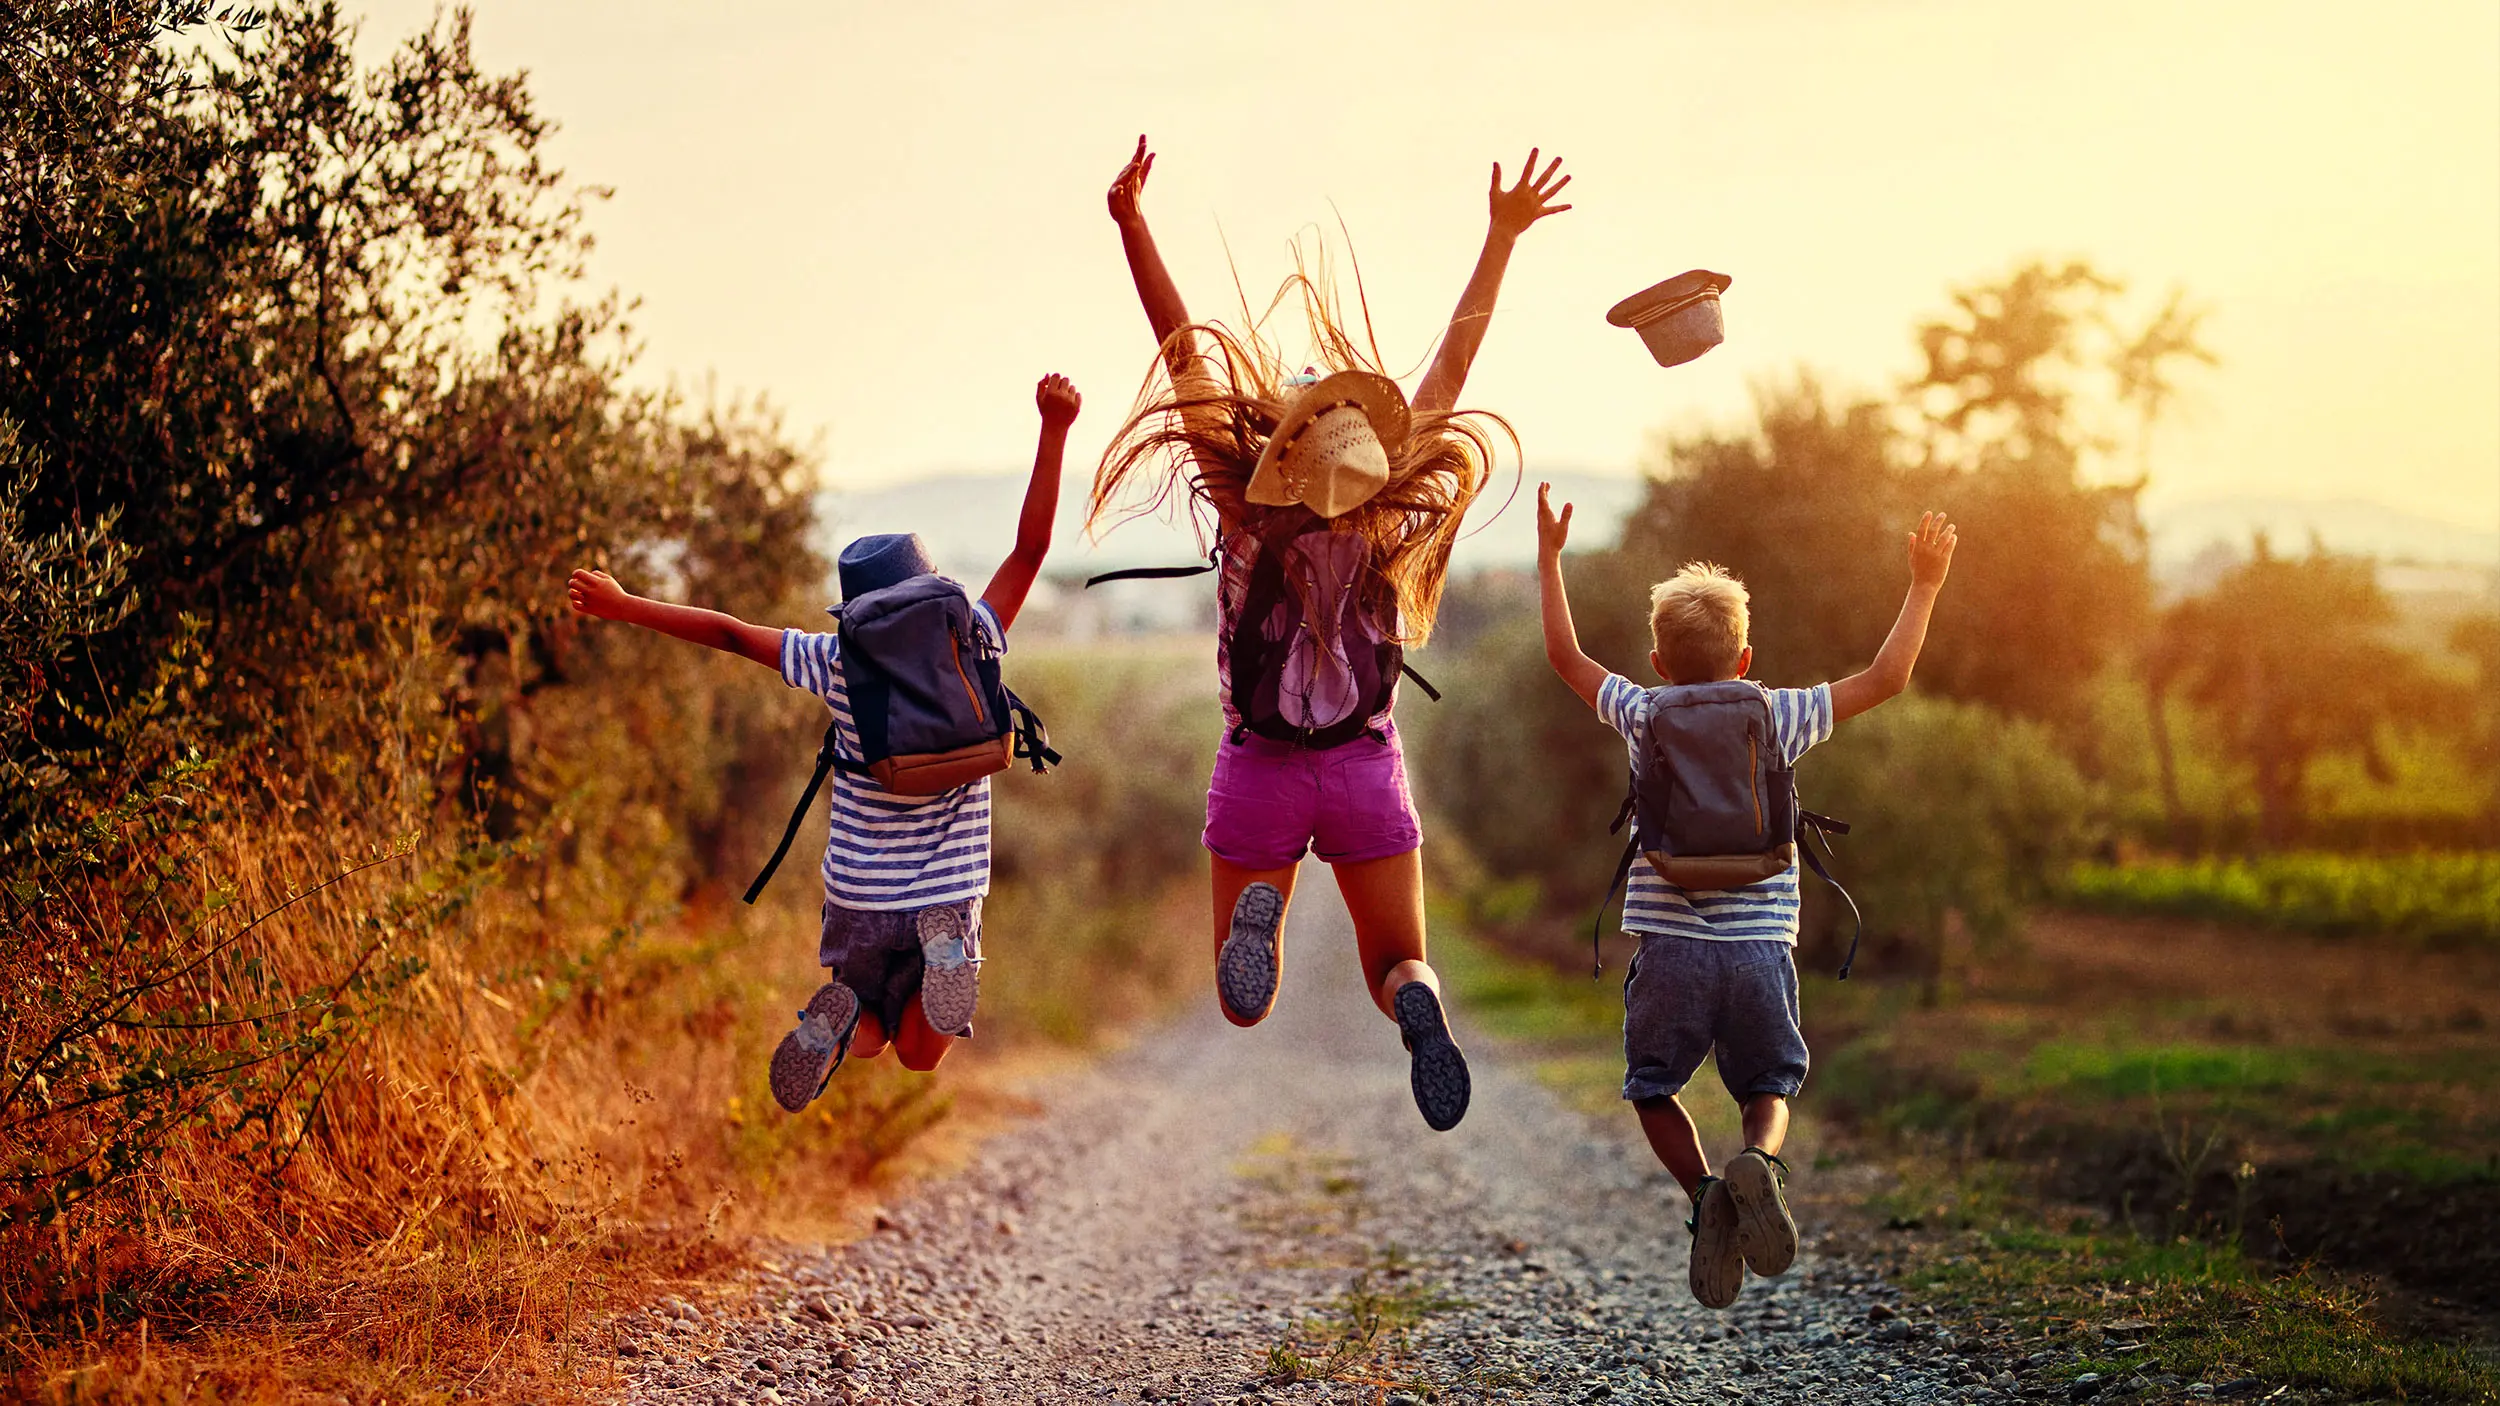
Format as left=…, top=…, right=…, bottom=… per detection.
left=1590, top=779, right=1639, bottom=978
left=1796, top=809, right=1864, bottom=979
left=1004, top=687, right=1061, bottom=774
left=745, top=717, right=845, bottom=905
left=1397, top=662, right=1443, bottom=702
left=1083, top=547, right=1220, bottom=589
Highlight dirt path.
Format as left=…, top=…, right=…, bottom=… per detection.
left=609, top=872, right=2046, bottom=1405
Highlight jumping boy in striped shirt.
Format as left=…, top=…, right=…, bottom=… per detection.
left=566, top=374, right=1081, bottom=1105
left=1533, top=482, right=1957, bottom=1308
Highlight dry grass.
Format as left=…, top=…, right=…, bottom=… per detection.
left=3, top=638, right=1215, bottom=1402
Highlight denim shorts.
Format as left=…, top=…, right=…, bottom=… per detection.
left=820, top=896, right=981, bottom=1037
left=1620, top=933, right=1810, bottom=1105
left=1201, top=722, right=1424, bottom=871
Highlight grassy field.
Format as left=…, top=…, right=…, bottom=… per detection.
left=1429, top=900, right=2500, bottom=1404
left=2063, top=853, right=2500, bottom=949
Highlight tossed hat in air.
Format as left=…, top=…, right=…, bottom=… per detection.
left=1608, top=270, right=1733, bottom=368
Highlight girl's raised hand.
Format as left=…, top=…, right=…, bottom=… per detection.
left=1108, top=134, right=1155, bottom=226
left=1489, top=149, right=1573, bottom=238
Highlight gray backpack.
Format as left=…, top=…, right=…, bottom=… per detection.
left=1594, top=681, right=1862, bottom=977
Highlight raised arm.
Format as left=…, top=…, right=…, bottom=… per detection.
left=567, top=568, right=782, bottom=669
left=1108, top=135, right=1196, bottom=381
left=1829, top=512, right=1958, bottom=723
left=981, top=373, right=1081, bottom=632
left=1536, top=483, right=1609, bottom=707
left=1411, top=150, right=1574, bottom=417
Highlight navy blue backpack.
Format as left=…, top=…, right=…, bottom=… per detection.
left=743, top=574, right=1057, bottom=904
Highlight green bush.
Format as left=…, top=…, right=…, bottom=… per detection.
left=2062, top=852, right=2500, bottom=948
left=1796, top=693, right=2094, bottom=979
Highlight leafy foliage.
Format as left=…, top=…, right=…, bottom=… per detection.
left=2063, top=852, right=2500, bottom=949
left=1797, top=695, right=2093, bottom=982
left=2148, top=540, right=2461, bottom=846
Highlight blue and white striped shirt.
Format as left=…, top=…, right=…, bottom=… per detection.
left=779, top=600, right=1004, bottom=911
left=1598, top=674, right=1834, bottom=945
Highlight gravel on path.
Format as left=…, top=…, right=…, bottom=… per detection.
left=609, top=868, right=2271, bottom=1406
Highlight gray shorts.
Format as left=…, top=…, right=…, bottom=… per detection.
left=1621, top=933, right=1809, bottom=1105
left=820, top=896, right=982, bottom=1037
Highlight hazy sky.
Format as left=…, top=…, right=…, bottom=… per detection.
left=353, top=0, right=2499, bottom=534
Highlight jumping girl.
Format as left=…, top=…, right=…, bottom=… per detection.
left=1090, top=136, right=1572, bottom=1131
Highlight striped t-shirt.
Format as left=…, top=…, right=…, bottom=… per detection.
left=1598, top=673, right=1834, bottom=944
left=778, top=600, right=1004, bottom=911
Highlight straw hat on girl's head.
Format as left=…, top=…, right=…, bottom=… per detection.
left=1245, top=371, right=1413, bottom=519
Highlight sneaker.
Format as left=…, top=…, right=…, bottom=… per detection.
left=1392, top=980, right=1472, bottom=1132
left=1216, top=881, right=1285, bottom=1023
left=917, top=904, right=980, bottom=1036
left=1687, top=1174, right=1745, bottom=1309
left=1723, top=1146, right=1799, bottom=1277
left=769, top=982, right=861, bottom=1113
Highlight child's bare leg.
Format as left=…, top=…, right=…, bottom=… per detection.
left=1210, top=855, right=1299, bottom=1027
left=892, top=995, right=954, bottom=1072
left=1332, top=848, right=1432, bottom=1019
left=1742, top=1093, right=1790, bottom=1157
left=1636, top=1094, right=1712, bottom=1198
left=1339, top=848, right=1470, bottom=1130
left=849, top=1008, right=891, bottom=1061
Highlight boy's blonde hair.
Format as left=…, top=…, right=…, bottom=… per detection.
left=1649, top=562, right=1750, bottom=682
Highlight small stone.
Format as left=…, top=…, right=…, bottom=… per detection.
left=1387, top=1396, right=1425, bottom=1406
left=2070, top=1373, right=2105, bottom=1402
left=894, top=1313, right=932, bottom=1329
left=2214, top=1381, right=2266, bottom=1399
left=804, top=1297, right=837, bottom=1324
left=1867, top=1303, right=1897, bottom=1322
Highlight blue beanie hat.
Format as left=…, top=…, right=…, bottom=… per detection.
left=836, top=533, right=936, bottom=600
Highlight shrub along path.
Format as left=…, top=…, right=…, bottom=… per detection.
left=606, top=872, right=2276, bottom=1406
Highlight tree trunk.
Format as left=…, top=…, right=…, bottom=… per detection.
left=2145, top=675, right=2187, bottom=851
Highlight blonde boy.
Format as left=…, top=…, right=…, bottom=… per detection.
left=1534, top=483, right=1957, bottom=1308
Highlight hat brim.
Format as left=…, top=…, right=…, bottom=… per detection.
left=1246, top=371, right=1412, bottom=511
left=1607, top=270, right=1733, bottom=328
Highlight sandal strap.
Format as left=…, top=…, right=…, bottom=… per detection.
left=1744, top=1146, right=1792, bottom=1178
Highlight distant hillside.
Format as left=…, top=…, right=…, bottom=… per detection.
left=817, top=475, right=2498, bottom=594
left=2146, top=495, right=2499, bottom=572
left=814, top=469, right=1646, bottom=581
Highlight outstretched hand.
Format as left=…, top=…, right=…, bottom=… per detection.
left=1908, top=511, right=1958, bottom=589
left=1536, top=481, right=1574, bottom=560
left=567, top=567, right=631, bottom=620
left=1489, top=149, right=1573, bottom=238
left=1108, top=134, right=1155, bottom=226
left=1036, top=372, right=1081, bottom=428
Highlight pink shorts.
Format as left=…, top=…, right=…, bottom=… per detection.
left=1202, top=723, right=1424, bottom=870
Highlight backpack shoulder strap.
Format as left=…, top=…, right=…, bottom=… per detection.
left=1796, top=809, right=1863, bottom=978
left=745, top=717, right=847, bottom=905
left=1083, top=546, right=1220, bottom=588
left=1589, top=777, right=1639, bottom=978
